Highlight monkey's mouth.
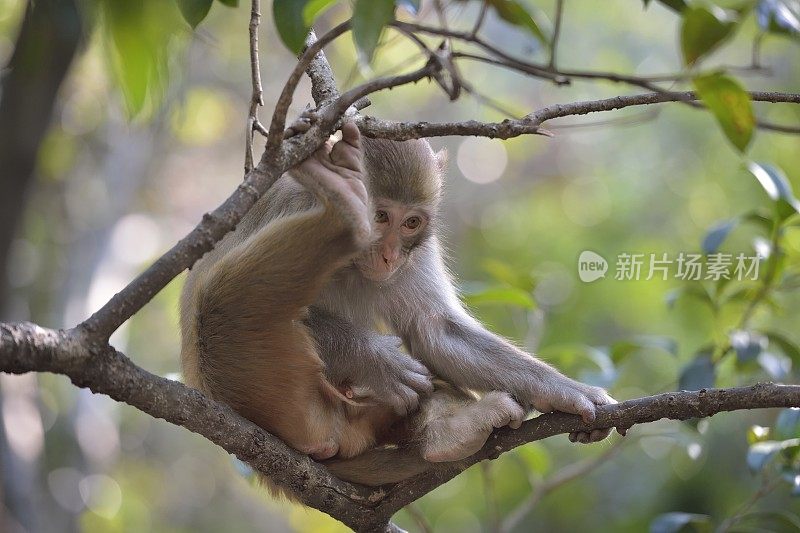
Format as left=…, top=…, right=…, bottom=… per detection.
left=353, top=257, right=397, bottom=282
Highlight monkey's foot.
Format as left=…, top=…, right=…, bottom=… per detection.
left=422, top=392, right=525, bottom=463
left=303, top=439, right=339, bottom=461
left=290, top=122, right=371, bottom=247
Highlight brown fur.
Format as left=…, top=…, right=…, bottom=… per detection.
left=180, top=127, right=528, bottom=492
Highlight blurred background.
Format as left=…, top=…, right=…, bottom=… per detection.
left=1, top=0, right=800, bottom=531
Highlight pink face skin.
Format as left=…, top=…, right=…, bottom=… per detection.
left=355, top=200, right=430, bottom=282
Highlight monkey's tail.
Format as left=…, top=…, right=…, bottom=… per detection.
left=322, top=446, right=431, bottom=486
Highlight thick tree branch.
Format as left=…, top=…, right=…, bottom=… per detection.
left=305, top=30, right=342, bottom=107
left=0, top=322, right=386, bottom=530
left=0, top=321, right=798, bottom=531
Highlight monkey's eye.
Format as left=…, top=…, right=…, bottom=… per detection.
left=403, top=216, right=422, bottom=230
left=375, top=210, right=389, bottom=224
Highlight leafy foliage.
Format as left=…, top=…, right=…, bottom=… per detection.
left=692, top=73, right=754, bottom=152
left=352, top=0, right=396, bottom=65
left=486, top=0, right=547, bottom=45
left=98, top=0, right=183, bottom=118
left=680, top=6, right=738, bottom=65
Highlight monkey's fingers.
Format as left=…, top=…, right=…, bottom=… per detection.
left=329, top=128, right=363, bottom=173
left=339, top=121, right=361, bottom=150
left=401, top=371, right=434, bottom=395
left=569, top=428, right=611, bottom=444
left=570, top=394, right=598, bottom=424
left=386, top=382, right=420, bottom=416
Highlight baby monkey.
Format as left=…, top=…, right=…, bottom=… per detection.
left=180, top=123, right=614, bottom=488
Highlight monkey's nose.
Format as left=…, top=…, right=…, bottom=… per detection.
left=382, top=250, right=400, bottom=267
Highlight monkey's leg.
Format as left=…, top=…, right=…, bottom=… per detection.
left=196, top=130, right=373, bottom=459
left=419, top=391, right=526, bottom=463
left=323, top=390, right=526, bottom=485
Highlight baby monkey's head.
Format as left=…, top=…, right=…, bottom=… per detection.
left=354, top=136, right=446, bottom=282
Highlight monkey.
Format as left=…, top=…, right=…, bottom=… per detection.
left=179, top=122, right=615, bottom=489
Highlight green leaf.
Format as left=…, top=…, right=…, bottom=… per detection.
left=303, top=0, right=338, bottom=25
left=488, top=0, right=548, bottom=45
left=463, top=285, right=536, bottom=309
left=352, top=0, right=396, bottom=65
left=678, top=353, right=716, bottom=391
left=216, top=0, right=239, bottom=6
left=176, top=0, right=213, bottom=28
left=650, top=512, right=713, bottom=533
left=747, top=162, right=800, bottom=214
left=681, top=6, right=738, bottom=65
left=274, top=0, right=313, bottom=54
left=741, top=209, right=774, bottom=233
left=666, top=284, right=716, bottom=311
left=396, top=0, right=420, bottom=15
left=693, top=73, right=754, bottom=152
left=100, top=0, right=181, bottom=118
left=643, top=0, right=689, bottom=12
left=775, top=409, right=800, bottom=440
left=702, top=218, right=738, bottom=254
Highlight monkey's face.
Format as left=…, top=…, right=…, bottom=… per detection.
left=354, top=200, right=430, bottom=282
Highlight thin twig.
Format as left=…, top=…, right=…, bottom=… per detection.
left=470, top=0, right=490, bottom=37
left=717, top=474, right=784, bottom=533
left=432, top=0, right=448, bottom=31
left=244, top=0, right=264, bottom=173
left=752, top=32, right=765, bottom=69
left=264, top=20, right=351, bottom=155
left=549, top=0, right=564, bottom=70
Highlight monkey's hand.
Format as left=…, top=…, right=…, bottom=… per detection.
left=525, top=371, right=616, bottom=444
left=290, top=122, right=371, bottom=245
left=351, top=335, right=434, bottom=416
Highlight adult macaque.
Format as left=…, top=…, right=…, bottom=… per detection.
left=180, top=122, right=614, bottom=487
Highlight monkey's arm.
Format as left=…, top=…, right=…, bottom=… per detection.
left=388, top=238, right=614, bottom=442
left=304, top=307, right=433, bottom=415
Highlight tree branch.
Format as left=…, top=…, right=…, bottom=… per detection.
left=354, top=91, right=800, bottom=140
left=244, top=0, right=265, bottom=173
left=0, top=322, right=797, bottom=531
left=371, top=383, right=800, bottom=518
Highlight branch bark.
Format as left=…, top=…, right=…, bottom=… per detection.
left=1, top=322, right=798, bottom=531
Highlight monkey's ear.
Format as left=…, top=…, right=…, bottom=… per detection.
left=434, top=148, right=448, bottom=173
